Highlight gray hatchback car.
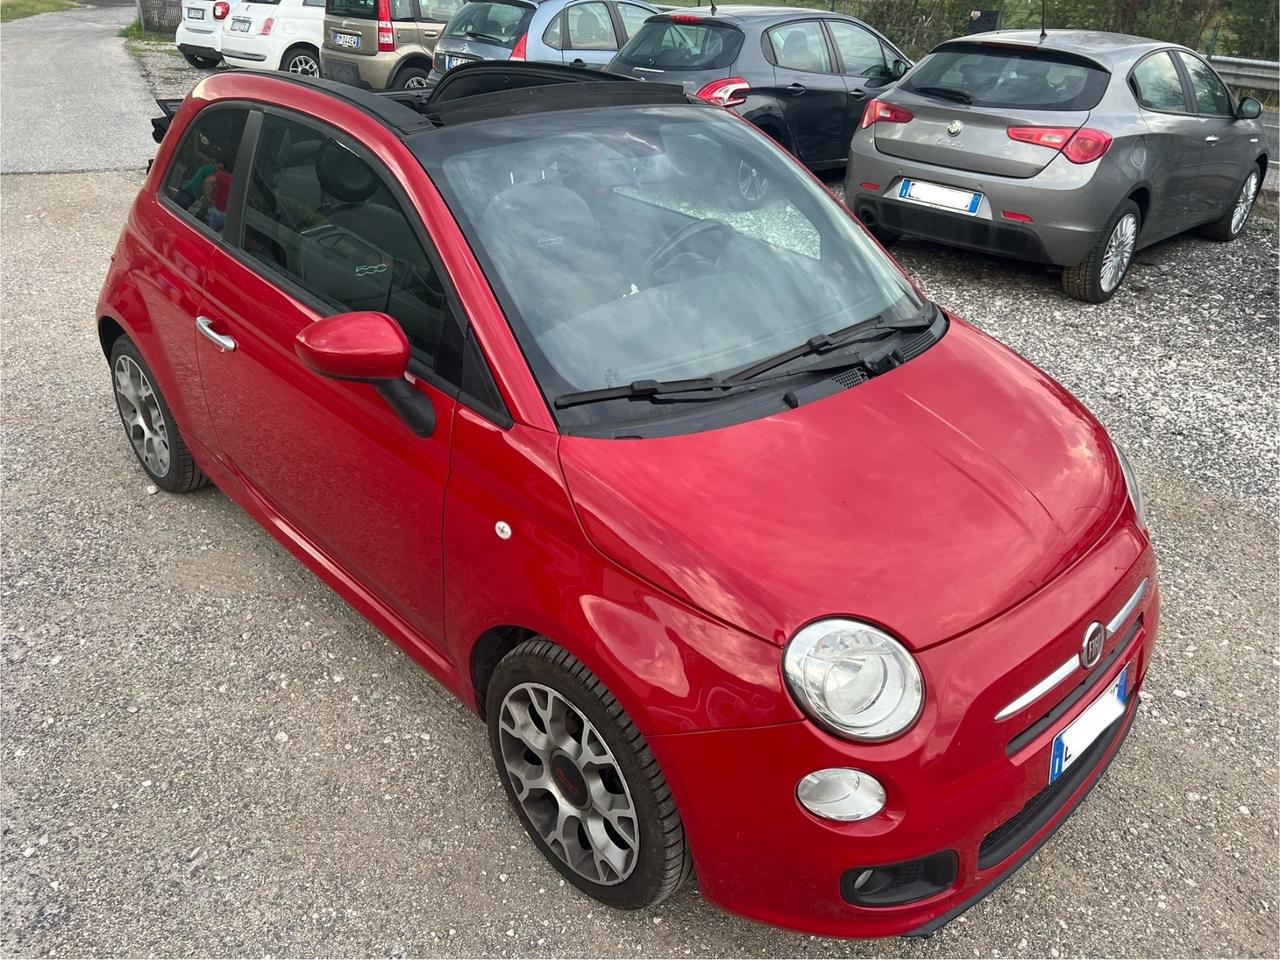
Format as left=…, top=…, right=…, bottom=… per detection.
left=846, top=31, right=1268, bottom=302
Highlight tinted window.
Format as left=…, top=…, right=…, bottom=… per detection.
left=616, top=3, right=650, bottom=41
left=421, top=0, right=463, bottom=20
left=443, top=1, right=533, bottom=44
left=1177, top=52, right=1234, bottom=115
left=326, top=0, right=416, bottom=19
left=242, top=115, right=448, bottom=365
left=162, top=106, right=248, bottom=236
left=1131, top=51, right=1188, bottom=111
left=827, top=20, right=886, bottom=78
left=904, top=45, right=1109, bottom=110
left=613, top=20, right=743, bottom=71
left=770, top=21, right=831, bottom=74
left=413, top=107, right=924, bottom=430
left=565, top=2, right=616, bottom=50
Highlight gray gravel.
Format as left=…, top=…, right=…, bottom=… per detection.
left=2, top=26, right=1278, bottom=955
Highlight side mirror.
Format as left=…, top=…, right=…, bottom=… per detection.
left=295, top=311, right=436, bottom=437
left=1237, top=96, right=1262, bottom=120
left=891, top=59, right=909, bottom=80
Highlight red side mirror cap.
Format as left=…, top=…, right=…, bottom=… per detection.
left=294, top=311, right=409, bottom=383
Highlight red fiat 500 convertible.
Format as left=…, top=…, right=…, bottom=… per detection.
left=97, top=64, right=1158, bottom=937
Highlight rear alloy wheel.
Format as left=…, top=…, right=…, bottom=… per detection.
left=1062, top=200, right=1140, bottom=303
left=487, top=639, right=692, bottom=909
left=109, top=337, right=208, bottom=493
left=1201, top=168, right=1260, bottom=241
left=282, top=46, right=320, bottom=76
left=394, top=67, right=432, bottom=90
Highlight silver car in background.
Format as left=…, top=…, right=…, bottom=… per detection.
left=846, top=31, right=1268, bottom=302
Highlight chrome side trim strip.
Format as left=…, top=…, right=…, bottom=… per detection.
left=995, top=577, right=1150, bottom=722
left=995, top=658, right=1078, bottom=721
left=1105, top=577, right=1149, bottom=638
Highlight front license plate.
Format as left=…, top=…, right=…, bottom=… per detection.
left=230, top=17, right=251, bottom=30
left=331, top=30, right=361, bottom=48
left=1049, top=664, right=1129, bottom=784
left=899, top=178, right=982, bottom=214
left=186, top=6, right=204, bottom=18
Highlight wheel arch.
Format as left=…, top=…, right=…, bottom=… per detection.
left=280, top=42, right=321, bottom=70
left=98, top=315, right=127, bottom=359
left=469, top=624, right=540, bottom=718
left=1255, top=152, right=1268, bottom=179
left=389, top=53, right=435, bottom=86
left=1126, top=184, right=1151, bottom=226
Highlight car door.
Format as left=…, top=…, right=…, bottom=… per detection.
left=194, top=109, right=461, bottom=646
left=823, top=19, right=898, bottom=160
left=1128, top=49, right=1204, bottom=238
left=560, top=0, right=620, bottom=68
left=611, top=0, right=651, bottom=45
left=762, top=19, right=847, bottom=166
left=1174, top=50, right=1251, bottom=218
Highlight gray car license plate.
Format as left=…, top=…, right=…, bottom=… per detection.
left=230, top=17, right=251, bottom=31
left=331, top=30, right=361, bottom=48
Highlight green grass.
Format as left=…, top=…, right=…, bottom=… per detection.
left=118, top=17, right=176, bottom=41
left=0, top=0, right=80, bottom=22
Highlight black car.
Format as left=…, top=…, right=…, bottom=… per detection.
left=607, top=5, right=910, bottom=194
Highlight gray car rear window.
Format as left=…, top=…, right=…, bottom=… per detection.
left=613, top=19, right=744, bottom=71
left=904, top=44, right=1110, bottom=111
left=443, top=1, right=534, bottom=45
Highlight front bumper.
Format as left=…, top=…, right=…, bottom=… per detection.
left=650, top=520, right=1158, bottom=938
left=845, top=127, right=1126, bottom=268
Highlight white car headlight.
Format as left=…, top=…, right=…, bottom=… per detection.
left=783, top=619, right=923, bottom=742
left=1112, top=441, right=1146, bottom=526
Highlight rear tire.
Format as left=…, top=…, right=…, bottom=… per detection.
left=392, top=66, right=432, bottom=90
left=280, top=45, right=320, bottom=76
left=182, top=52, right=221, bottom=69
left=487, top=639, right=692, bottom=910
left=109, top=336, right=208, bottom=493
left=1062, top=199, right=1140, bottom=303
left=1200, top=167, right=1260, bottom=241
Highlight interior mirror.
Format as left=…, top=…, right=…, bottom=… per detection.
left=1238, top=96, right=1262, bottom=120
left=891, top=59, right=909, bottom=80
left=294, top=311, right=435, bottom=437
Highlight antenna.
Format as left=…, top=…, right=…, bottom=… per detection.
left=709, top=0, right=717, bottom=14
left=1039, top=0, right=1047, bottom=40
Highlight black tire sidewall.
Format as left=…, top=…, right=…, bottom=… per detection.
left=393, top=67, right=431, bottom=90
left=108, top=338, right=182, bottom=490
left=486, top=646, right=676, bottom=910
left=281, top=45, right=318, bottom=74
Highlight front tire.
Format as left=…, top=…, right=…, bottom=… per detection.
left=280, top=45, right=320, bottom=76
left=1200, top=167, right=1260, bottom=241
left=109, top=336, right=208, bottom=493
left=487, top=639, right=692, bottom=910
left=1062, top=199, right=1140, bottom=303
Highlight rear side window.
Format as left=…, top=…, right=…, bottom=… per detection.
left=325, top=0, right=415, bottom=21
left=161, top=106, right=249, bottom=236
left=616, top=3, right=650, bottom=41
left=904, top=45, right=1109, bottom=111
left=240, top=114, right=449, bottom=366
left=768, top=21, right=831, bottom=73
left=442, top=1, right=533, bottom=45
left=613, top=19, right=744, bottom=71
left=1176, top=52, right=1234, bottom=116
left=1130, top=51, right=1188, bottom=112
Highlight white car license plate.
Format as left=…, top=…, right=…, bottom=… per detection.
left=230, top=17, right=251, bottom=30
left=444, top=54, right=472, bottom=70
left=1049, top=664, right=1129, bottom=784
left=899, top=178, right=982, bottom=215
left=186, top=6, right=205, bottom=18
left=331, top=30, right=361, bottom=48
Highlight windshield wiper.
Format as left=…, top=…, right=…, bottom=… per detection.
left=463, top=30, right=506, bottom=42
left=911, top=85, right=973, bottom=104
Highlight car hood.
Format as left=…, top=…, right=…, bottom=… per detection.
left=558, top=317, right=1126, bottom=650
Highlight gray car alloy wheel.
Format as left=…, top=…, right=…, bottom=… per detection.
left=113, top=355, right=171, bottom=477
left=403, top=75, right=431, bottom=89
left=1100, top=212, right=1137, bottom=293
left=286, top=52, right=320, bottom=75
left=1232, top=171, right=1259, bottom=235
left=737, top=160, right=768, bottom=204
left=497, top=682, right=640, bottom=886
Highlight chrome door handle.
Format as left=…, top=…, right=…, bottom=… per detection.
left=1204, top=135, right=1220, bottom=143
left=195, top=315, right=236, bottom=352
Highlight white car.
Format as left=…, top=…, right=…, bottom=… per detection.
left=221, top=0, right=325, bottom=76
left=175, top=0, right=228, bottom=68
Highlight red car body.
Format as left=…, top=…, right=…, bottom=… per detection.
left=97, top=70, right=1159, bottom=937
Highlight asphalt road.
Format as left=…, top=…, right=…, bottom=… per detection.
left=1, top=11, right=1278, bottom=957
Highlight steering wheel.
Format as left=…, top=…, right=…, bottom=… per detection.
left=642, top=219, right=735, bottom=285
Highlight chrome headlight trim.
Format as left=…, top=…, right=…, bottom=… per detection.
left=1112, top=441, right=1146, bottom=526
left=783, top=618, right=923, bottom=742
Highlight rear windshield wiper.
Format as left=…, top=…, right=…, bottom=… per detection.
left=910, top=84, right=973, bottom=104
left=463, top=30, right=507, bottom=42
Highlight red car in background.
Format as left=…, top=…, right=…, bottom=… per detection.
left=97, top=64, right=1158, bottom=937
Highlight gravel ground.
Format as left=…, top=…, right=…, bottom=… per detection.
left=2, top=23, right=1278, bottom=955
left=125, top=35, right=223, bottom=102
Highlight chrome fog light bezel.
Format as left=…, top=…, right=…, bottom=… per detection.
left=796, top=767, right=886, bottom=822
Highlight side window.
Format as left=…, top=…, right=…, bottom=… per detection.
left=389, top=0, right=416, bottom=20
left=162, top=106, right=249, bottom=236
left=241, top=114, right=450, bottom=367
left=769, top=20, right=831, bottom=74
left=565, top=1, right=616, bottom=50
left=615, top=3, right=650, bottom=41
left=542, top=11, right=562, bottom=49
left=1176, top=52, right=1234, bottom=116
left=303, top=0, right=324, bottom=7
left=826, top=21, right=885, bottom=78
left=1130, top=52, right=1188, bottom=112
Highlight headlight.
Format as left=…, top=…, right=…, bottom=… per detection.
left=1112, top=441, right=1146, bottom=526
left=783, top=619, right=923, bottom=742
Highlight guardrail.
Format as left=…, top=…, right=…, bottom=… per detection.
left=1207, top=55, right=1280, bottom=95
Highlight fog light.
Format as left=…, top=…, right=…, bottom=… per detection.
left=796, top=768, right=885, bottom=821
